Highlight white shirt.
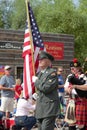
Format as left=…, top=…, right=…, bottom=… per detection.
left=15, top=98, right=36, bottom=116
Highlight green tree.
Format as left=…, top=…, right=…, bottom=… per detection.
left=34, top=0, right=75, bottom=33
left=10, top=0, right=26, bottom=29
left=33, top=0, right=87, bottom=63
left=75, top=0, right=87, bottom=67
left=0, top=9, right=4, bottom=28
left=0, top=0, right=14, bottom=29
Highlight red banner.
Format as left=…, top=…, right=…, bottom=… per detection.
left=44, top=42, right=64, bottom=60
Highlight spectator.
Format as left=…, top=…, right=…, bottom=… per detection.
left=14, top=78, right=23, bottom=101
left=57, top=67, right=65, bottom=108
left=33, top=51, right=60, bottom=130
left=14, top=93, right=37, bottom=130
left=0, top=65, right=15, bottom=118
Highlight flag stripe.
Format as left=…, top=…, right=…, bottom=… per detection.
left=25, top=55, right=32, bottom=96
left=23, top=44, right=31, bottom=53
left=24, top=37, right=30, bottom=43
left=25, top=32, right=30, bottom=38
left=34, top=47, right=40, bottom=62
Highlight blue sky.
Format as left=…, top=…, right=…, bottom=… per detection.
left=73, top=0, right=79, bottom=5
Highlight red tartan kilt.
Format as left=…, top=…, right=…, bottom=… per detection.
left=75, top=97, right=87, bottom=126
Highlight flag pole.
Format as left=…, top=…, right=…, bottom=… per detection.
left=25, top=0, right=35, bottom=75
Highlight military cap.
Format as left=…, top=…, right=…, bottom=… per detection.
left=70, top=58, right=81, bottom=67
left=39, top=51, right=54, bottom=61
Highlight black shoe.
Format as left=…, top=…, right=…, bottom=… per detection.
left=69, top=126, right=76, bottom=130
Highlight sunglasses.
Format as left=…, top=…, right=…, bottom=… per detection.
left=6, top=69, right=11, bottom=71
left=58, top=70, right=63, bottom=72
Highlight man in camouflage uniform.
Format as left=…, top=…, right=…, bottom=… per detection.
left=33, top=51, right=60, bottom=130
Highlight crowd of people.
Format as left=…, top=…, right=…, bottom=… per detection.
left=0, top=51, right=87, bottom=130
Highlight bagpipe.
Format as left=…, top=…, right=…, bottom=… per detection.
left=68, top=74, right=87, bottom=98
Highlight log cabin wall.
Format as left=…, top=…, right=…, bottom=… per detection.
left=0, top=29, right=74, bottom=80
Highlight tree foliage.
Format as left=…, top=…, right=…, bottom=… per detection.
left=10, top=0, right=26, bottom=29
left=0, top=0, right=14, bottom=28
left=0, top=0, right=87, bottom=66
left=0, top=9, right=4, bottom=28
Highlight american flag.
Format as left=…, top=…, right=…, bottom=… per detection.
left=22, top=2, right=44, bottom=98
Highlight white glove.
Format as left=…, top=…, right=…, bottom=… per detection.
left=32, top=76, right=38, bottom=83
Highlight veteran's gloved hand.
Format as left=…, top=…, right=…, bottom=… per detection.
left=32, top=76, right=38, bottom=83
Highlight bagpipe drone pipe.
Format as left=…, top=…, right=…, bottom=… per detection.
left=68, top=74, right=87, bottom=98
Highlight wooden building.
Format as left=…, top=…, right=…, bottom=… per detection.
left=0, top=29, right=74, bottom=80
